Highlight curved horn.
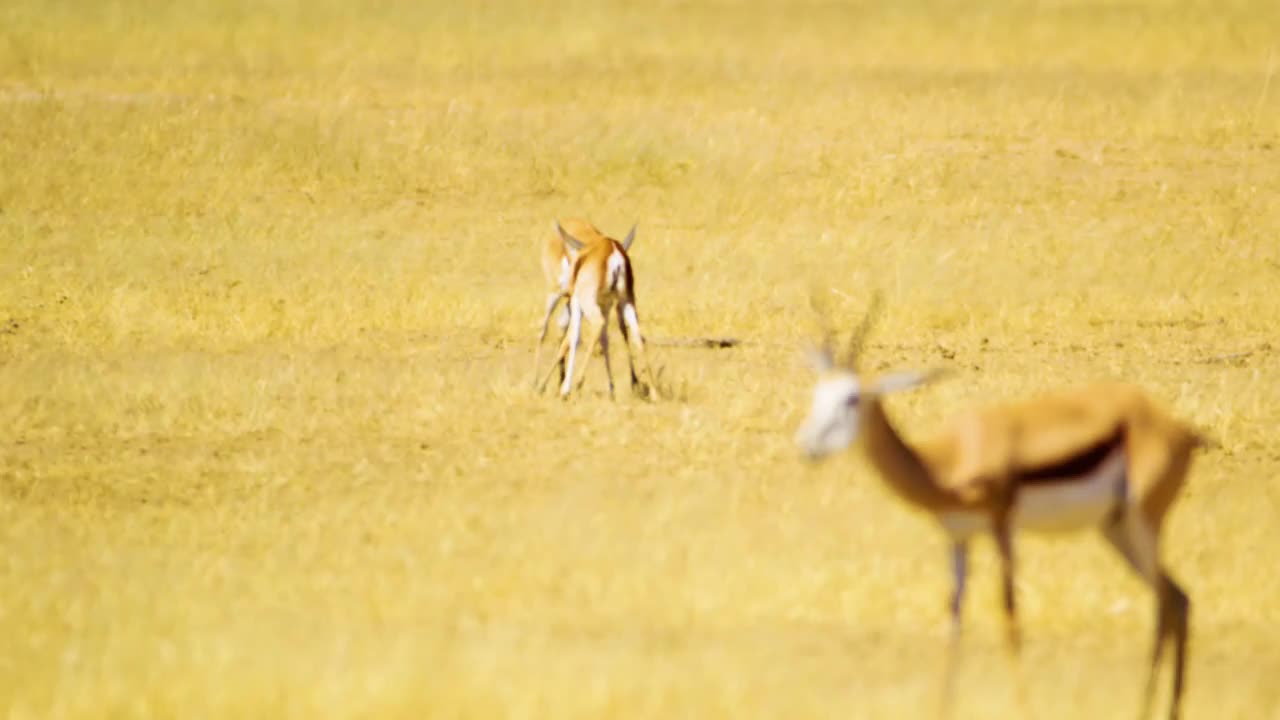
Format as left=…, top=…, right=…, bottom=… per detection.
left=555, top=221, right=585, bottom=252
left=843, top=290, right=884, bottom=369
left=808, top=286, right=837, bottom=369
left=873, top=367, right=951, bottom=395
left=621, top=223, right=637, bottom=251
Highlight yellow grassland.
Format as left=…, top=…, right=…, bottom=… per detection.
left=2, top=1, right=1279, bottom=717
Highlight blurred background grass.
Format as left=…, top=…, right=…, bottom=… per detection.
left=2, top=1, right=1279, bottom=718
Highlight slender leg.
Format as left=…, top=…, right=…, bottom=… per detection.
left=1102, top=516, right=1162, bottom=719
left=1101, top=514, right=1189, bottom=720
left=615, top=304, right=642, bottom=390
left=556, top=299, right=570, bottom=386
left=557, top=299, right=584, bottom=397
left=538, top=328, right=571, bottom=394
left=993, top=521, right=1021, bottom=654
left=1143, top=600, right=1170, bottom=720
left=596, top=321, right=615, bottom=399
left=993, top=518, right=1030, bottom=714
left=533, top=292, right=565, bottom=390
left=566, top=302, right=606, bottom=397
left=556, top=295, right=571, bottom=331
left=619, top=301, right=657, bottom=399
left=1162, top=575, right=1190, bottom=720
left=940, top=541, right=969, bottom=719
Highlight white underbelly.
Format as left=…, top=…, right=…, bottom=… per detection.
left=940, top=451, right=1127, bottom=540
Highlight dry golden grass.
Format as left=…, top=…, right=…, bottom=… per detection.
left=2, top=1, right=1280, bottom=717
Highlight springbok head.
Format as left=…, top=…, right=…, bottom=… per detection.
left=795, top=292, right=942, bottom=460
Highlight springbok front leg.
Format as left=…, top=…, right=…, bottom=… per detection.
left=940, top=541, right=969, bottom=719
left=994, top=519, right=1021, bottom=655
left=993, top=514, right=1032, bottom=715
left=538, top=301, right=577, bottom=395
left=533, top=291, right=567, bottom=390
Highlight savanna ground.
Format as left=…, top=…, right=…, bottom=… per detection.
left=2, top=0, right=1280, bottom=717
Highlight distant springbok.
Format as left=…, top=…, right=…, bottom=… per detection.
left=536, top=220, right=654, bottom=399
left=532, top=218, right=625, bottom=389
left=795, top=293, right=1203, bottom=720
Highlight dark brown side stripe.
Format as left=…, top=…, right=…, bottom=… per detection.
left=1018, top=429, right=1126, bottom=485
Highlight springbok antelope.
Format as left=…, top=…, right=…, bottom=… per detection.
left=794, top=294, right=1203, bottom=720
left=532, top=218, right=635, bottom=390
left=537, top=220, right=655, bottom=399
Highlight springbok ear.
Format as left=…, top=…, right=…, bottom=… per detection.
left=805, top=347, right=835, bottom=372
left=556, top=221, right=585, bottom=252
left=872, top=368, right=951, bottom=395
left=621, top=223, right=637, bottom=251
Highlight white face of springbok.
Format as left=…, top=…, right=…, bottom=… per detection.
left=795, top=350, right=864, bottom=460
left=795, top=348, right=941, bottom=461
left=796, top=290, right=940, bottom=460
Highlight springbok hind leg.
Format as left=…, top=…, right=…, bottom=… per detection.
left=619, top=301, right=657, bottom=399
left=1101, top=512, right=1189, bottom=720
left=615, top=304, right=642, bottom=391
left=1160, top=575, right=1190, bottom=720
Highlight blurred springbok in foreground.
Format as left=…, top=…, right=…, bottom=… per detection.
left=795, top=292, right=1204, bottom=720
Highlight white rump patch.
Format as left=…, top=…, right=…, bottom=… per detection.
left=606, top=250, right=627, bottom=294
left=941, top=450, right=1127, bottom=540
